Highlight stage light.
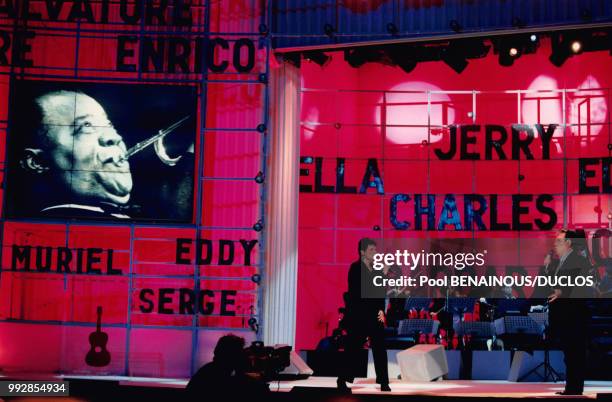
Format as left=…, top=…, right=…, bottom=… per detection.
left=251, top=274, right=261, bottom=284
left=386, top=22, right=398, bottom=35
left=253, top=220, right=264, bottom=232
left=248, top=317, right=259, bottom=332
left=512, top=17, right=525, bottom=28
left=303, top=51, right=331, bottom=67
left=530, top=34, right=537, bottom=42
left=344, top=47, right=383, bottom=68
left=283, top=52, right=301, bottom=68
left=570, top=40, right=582, bottom=54
left=254, top=171, right=265, bottom=184
left=344, top=49, right=367, bottom=68
left=449, top=19, right=462, bottom=33
left=386, top=45, right=417, bottom=74
left=441, top=42, right=468, bottom=73
left=495, top=38, right=522, bottom=67
left=549, top=31, right=589, bottom=67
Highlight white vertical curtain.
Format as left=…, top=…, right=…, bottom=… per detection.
left=263, top=60, right=301, bottom=346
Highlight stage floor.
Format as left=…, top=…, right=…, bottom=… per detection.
left=2, top=374, right=612, bottom=399
left=273, top=377, right=612, bottom=398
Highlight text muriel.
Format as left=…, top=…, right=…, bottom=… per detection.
left=11, top=245, right=120, bottom=274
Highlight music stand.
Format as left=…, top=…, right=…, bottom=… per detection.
left=518, top=312, right=561, bottom=382
left=453, top=321, right=495, bottom=338
left=494, top=316, right=541, bottom=336
left=398, top=319, right=439, bottom=338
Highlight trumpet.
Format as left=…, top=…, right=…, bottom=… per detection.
left=119, top=115, right=191, bottom=166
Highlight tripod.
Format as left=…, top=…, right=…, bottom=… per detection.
left=518, top=326, right=561, bottom=382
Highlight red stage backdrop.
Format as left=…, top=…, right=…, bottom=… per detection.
left=0, top=0, right=267, bottom=377
left=297, top=38, right=612, bottom=350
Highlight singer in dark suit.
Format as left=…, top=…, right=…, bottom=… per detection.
left=546, top=229, right=592, bottom=396
left=338, top=238, right=390, bottom=392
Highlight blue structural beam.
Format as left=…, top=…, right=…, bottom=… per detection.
left=272, top=0, right=612, bottom=50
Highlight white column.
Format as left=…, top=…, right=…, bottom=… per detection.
left=262, top=60, right=301, bottom=346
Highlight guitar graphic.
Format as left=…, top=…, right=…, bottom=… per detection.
left=85, top=306, right=111, bottom=367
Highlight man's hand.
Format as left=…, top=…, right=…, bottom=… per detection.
left=547, top=289, right=562, bottom=304
left=377, top=310, right=385, bottom=323
left=543, top=253, right=552, bottom=266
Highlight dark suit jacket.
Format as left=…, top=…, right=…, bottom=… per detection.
left=547, top=250, right=592, bottom=334
left=344, top=260, right=386, bottom=331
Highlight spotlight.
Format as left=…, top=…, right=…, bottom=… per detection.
left=303, top=51, right=331, bottom=66
left=461, top=39, right=491, bottom=59
left=386, top=22, right=398, bottom=35
left=386, top=45, right=417, bottom=74
left=511, top=17, right=525, bottom=29
left=253, top=220, right=264, bottom=232
left=441, top=42, right=468, bottom=73
left=344, top=49, right=367, bottom=68
left=549, top=33, right=570, bottom=67
left=248, top=317, right=259, bottom=332
left=283, top=52, right=301, bottom=68
left=580, top=8, right=592, bottom=21
left=530, top=34, right=537, bottom=42
left=254, top=171, right=265, bottom=184
left=496, top=38, right=522, bottom=67
left=343, top=48, right=383, bottom=68
left=449, top=19, right=462, bottom=33
left=570, top=40, right=582, bottom=54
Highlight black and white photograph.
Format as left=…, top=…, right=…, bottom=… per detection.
left=5, top=80, right=198, bottom=222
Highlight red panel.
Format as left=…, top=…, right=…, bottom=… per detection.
left=0, top=323, right=63, bottom=372
left=298, top=229, right=335, bottom=264
left=201, top=180, right=259, bottom=227
left=299, top=193, right=337, bottom=228
left=296, top=263, right=347, bottom=351
left=203, top=131, right=261, bottom=178
left=429, top=161, right=475, bottom=194
left=68, top=276, right=130, bottom=324
left=474, top=161, right=519, bottom=194
left=129, top=328, right=191, bottom=378
left=383, top=161, right=428, bottom=193
left=206, top=83, right=263, bottom=129
left=301, top=125, right=340, bottom=158
left=519, top=160, right=564, bottom=194
left=338, top=126, right=382, bottom=159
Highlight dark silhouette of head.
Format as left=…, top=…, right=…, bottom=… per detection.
left=213, top=334, right=246, bottom=370
left=358, top=237, right=377, bottom=256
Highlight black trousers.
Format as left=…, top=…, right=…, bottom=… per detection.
left=550, top=300, right=588, bottom=393
left=340, top=321, right=389, bottom=385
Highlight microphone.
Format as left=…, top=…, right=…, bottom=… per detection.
left=544, top=249, right=555, bottom=274
left=479, top=298, right=496, bottom=308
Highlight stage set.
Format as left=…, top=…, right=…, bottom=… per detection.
left=1, top=0, right=612, bottom=401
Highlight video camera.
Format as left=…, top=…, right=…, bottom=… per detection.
left=243, top=341, right=291, bottom=380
